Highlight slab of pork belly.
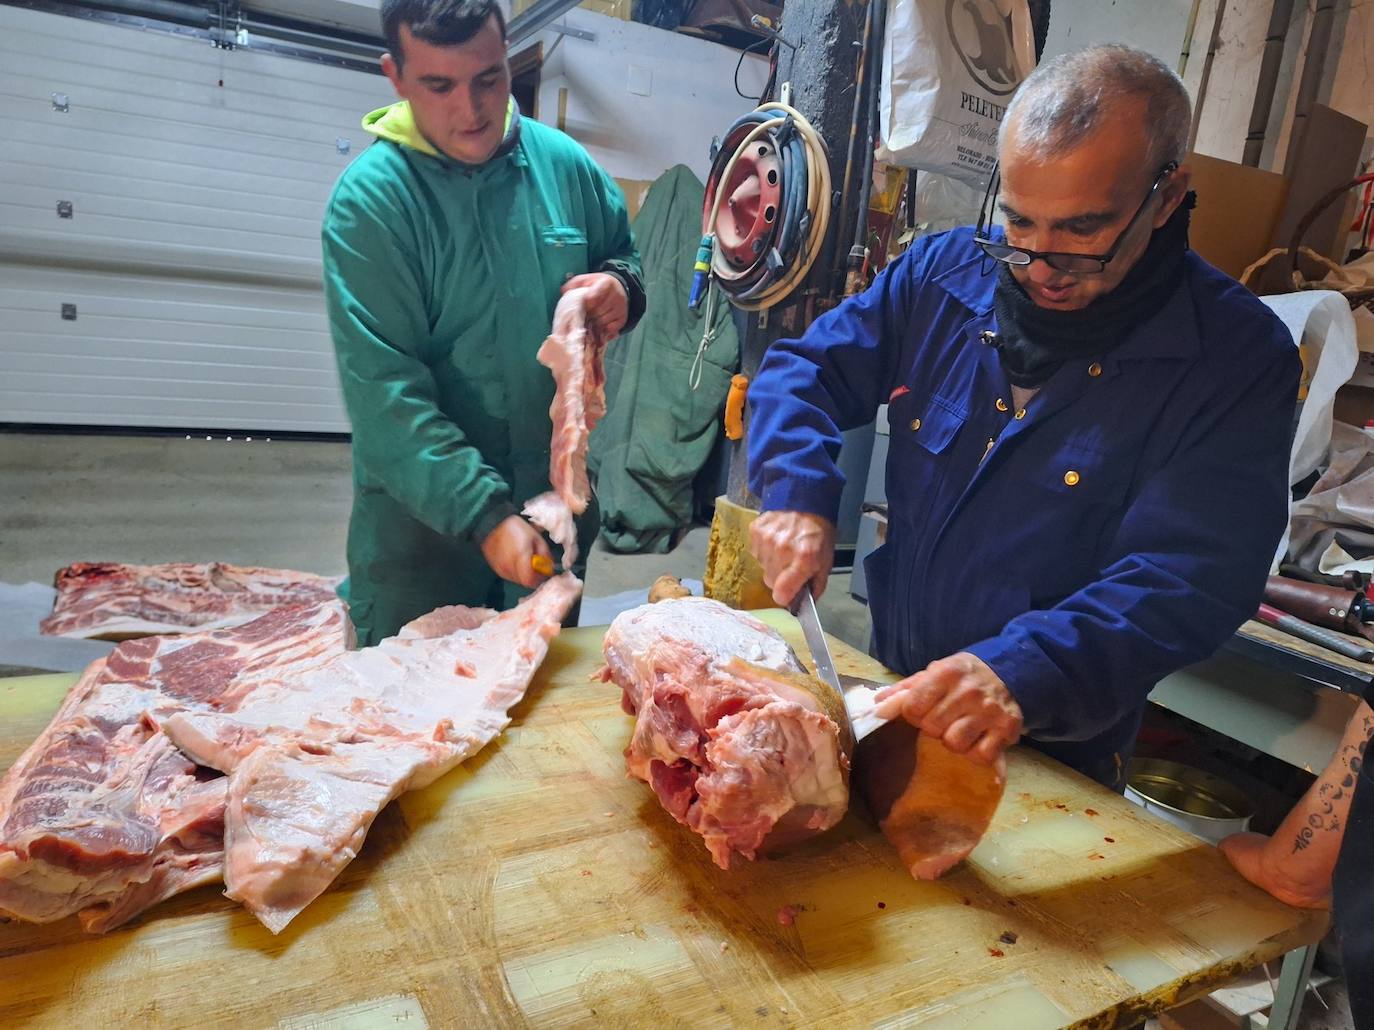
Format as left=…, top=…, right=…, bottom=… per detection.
left=161, top=573, right=582, bottom=933
left=0, top=602, right=348, bottom=928
left=40, top=560, right=344, bottom=639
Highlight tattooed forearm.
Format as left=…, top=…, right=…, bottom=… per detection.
left=1288, top=708, right=1374, bottom=855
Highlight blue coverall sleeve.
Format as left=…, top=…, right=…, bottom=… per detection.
left=965, top=331, right=1302, bottom=742
left=746, top=243, right=923, bottom=522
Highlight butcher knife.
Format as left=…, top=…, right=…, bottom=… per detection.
left=791, top=584, right=886, bottom=741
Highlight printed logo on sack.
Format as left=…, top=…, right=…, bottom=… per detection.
left=946, top=0, right=1022, bottom=96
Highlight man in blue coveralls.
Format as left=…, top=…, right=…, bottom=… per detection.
left=747, top=44, right=1301, bottom=788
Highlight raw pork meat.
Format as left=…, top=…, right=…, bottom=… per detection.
left=40, top=561, right=344, bottom=640
left=853, top=720, right=1005, bottom=880
left=163, top=572, right=582, bottom=932
left=601, top=597, right=850, bottom=868
left=0, top=603, right=349, bottom=929
left=0, top=574, right=581, bottom=933
left=523, top=288, right=607, bottom=567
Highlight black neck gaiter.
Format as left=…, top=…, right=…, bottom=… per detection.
left=990, top=192, right=1196, bottom=388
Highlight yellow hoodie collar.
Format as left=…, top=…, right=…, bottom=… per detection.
left=361, top=97, right=516, bottom=161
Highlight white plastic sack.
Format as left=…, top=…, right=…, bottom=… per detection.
left=1259, top=290, right=1360, bottom=569
left=879, top=0, right=1035, bottom=189
left=911, top=170, right=985, bottom=234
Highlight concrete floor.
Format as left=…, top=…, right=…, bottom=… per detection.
left=0, top=431, right=873, bottom=666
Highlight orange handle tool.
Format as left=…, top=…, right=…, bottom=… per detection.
left=724, top=374, right=749, bottom=441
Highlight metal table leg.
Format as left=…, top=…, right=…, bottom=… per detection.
left=1244, top=944, right=1317, bottom=1030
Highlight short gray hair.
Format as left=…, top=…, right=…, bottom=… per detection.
left=1000, top=44, right=1192, bottom=175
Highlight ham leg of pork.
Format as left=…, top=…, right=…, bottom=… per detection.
left=601, top=597, right=850, bottom=868
left=854, top=719, right=1006, bottom=880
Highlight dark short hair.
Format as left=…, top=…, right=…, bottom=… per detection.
left=382, top=0, right=506, bottom=68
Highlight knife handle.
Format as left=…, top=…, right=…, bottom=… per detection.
left=1256, top=603, right=1374, bottom=662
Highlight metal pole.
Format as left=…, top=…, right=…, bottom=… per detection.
left=1241, top=0, right=1296, bottom=167
left=722, top=0, right=869, bottom=509
left=1281, top=0, right=1338, bottom=176
left=1188, top=0, right=1230, bottom=154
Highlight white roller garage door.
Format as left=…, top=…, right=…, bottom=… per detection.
left=0, top=3, right=394, bottom=432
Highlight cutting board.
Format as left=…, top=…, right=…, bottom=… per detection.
left=0, top=613, right=1327, bottom=1028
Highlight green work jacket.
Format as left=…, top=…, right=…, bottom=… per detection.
left=323, top=99, right=644, bottom=644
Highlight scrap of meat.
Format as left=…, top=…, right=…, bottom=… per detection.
left=539, top=286, right=606, bottom=515
left=521, top=493, right=576, bottom=569
left=1, top=574, right=581, bottom=933
left=647, top=576, right=692, bottom=603
left=40, top=561, right=344, bottom=640
left=601, top=597, right=850, bottom=869
left=162, top=573, right=582, bottom=933
left=0, top=603, right=349, bottom=929
left=853, top=719, right=1005, bottom=880
left=523, top=288, right=606, bottom=568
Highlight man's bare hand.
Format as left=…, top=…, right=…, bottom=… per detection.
left=749, top=510, right=836, bottom=608
left=562, top=273, right=629, bottom=341
left=480, top=514, right=554, bottom=589
left=874, top=652, right=1022, bottom=766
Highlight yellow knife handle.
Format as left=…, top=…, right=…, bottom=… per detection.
left=531, top=554, right=555, bottom=576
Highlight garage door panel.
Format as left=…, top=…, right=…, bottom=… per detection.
left=1, top=203, right=323, bottom=264
left=0, top=372, right=343, bottom=405
left=3, top=157, right=332, bottom=220
left=0, top=50, right=379, bottom=133
left=2, top=354, right=338, bottom=391
left=10, top=108, right=355, bottom=185
left=0, top=389, right=348, bottom=433
left=0, top=4, right=393, bottom=432
left=4, top=181, right=323, bottom=240
left=1, top=5, right=387, bottom=111
left=2, top=290, right=330, bottom=337
left=0, top=261, right=327, bottom=307
left=5, top=333, right=338, bottom=372
left=1, top=77, right=369, bottom=169
left=3, top=148, right=329, bottom=203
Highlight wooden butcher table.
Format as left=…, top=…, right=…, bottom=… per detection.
left=0, top=612, right=1327, bottom=1028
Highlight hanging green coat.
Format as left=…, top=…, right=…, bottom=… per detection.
left=323, top=99, right=644, bottom=645
left=590, top=164, right=739, bottom=553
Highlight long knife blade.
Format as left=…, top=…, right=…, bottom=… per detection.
left=792, top=585, right=886, bottom=742
left=794, top=584, right=841, bottom=693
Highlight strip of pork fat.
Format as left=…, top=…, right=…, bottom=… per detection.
left=523, top=287, right=606, bottom=568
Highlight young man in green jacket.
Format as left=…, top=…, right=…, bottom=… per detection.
left=323, top=0, right=645, bottom=645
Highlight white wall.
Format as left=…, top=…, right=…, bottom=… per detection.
left=532, top=8, right=769, bottom=182
left=1040, top=0, right=1196, bottom=68
left=1034, top=0, right=1369, bottom=172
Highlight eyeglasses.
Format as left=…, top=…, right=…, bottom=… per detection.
left=973, top=161, right=1179, bottom=274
